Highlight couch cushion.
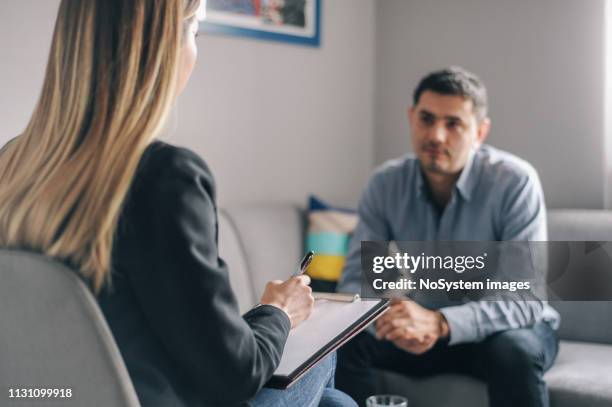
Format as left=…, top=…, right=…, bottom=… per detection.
left=548, top=210, right=612, bottom=241
left=221, top=204, right=305, bottom=302
left=547, top=209, right=612, bottom=345
left=549, top=301, right=612, bottom=345
left=547, top=341, right=612, bottom=407
left=375, top=340, right=612, bottom=407
left=218, top=209, right=255, bottom=313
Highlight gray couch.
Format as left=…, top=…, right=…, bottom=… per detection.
left=219, top=206, right=612, bottom=407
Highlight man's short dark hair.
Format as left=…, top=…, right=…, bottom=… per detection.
left=413, top=66, right=488, bottom=121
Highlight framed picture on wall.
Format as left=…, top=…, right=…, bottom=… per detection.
left=199, top=0, right=321, bottom=47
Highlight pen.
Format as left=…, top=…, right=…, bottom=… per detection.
left=251, top=251, right=315, bottom=312
left=293, top=251, right=314, bottom=277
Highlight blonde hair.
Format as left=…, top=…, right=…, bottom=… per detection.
left=0, top=0, right=201, bottom=292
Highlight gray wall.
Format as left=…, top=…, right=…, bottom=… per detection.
left=375, top=0, right=606, bottom=209
left=0, top=0, right=375, bottom=207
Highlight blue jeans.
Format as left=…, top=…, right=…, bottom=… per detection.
left=337, top=321, right=559, bottom=407
left=252, top=353, right=357, bottom=407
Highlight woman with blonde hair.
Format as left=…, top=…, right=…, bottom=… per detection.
left=0, top=1, right=356, bottom=406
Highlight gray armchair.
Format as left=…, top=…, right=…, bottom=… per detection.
left=0, top=249, right=140, bottom=407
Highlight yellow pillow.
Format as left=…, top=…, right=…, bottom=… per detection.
left=305, top=196, right=357, bottom=282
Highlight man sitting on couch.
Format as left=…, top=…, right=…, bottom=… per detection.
left=335, top=66, right=560, bottom=407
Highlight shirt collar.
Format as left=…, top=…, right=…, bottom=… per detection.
left=416, top=147, right=479, bottom=202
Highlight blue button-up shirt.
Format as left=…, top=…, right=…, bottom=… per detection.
left=338, top=145, right=560, bottom=345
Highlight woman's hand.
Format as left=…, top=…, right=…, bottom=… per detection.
left=260, top=275, right=314, bottom=328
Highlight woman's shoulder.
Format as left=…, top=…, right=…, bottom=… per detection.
left=140, top=140, right=211, bottom=178
left=129, top=141, right=217, bottom=203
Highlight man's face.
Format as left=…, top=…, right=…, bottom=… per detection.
left=409, top=90, right=488, bottom=176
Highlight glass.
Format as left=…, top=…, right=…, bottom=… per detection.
left=365, top=394, right=408, bottom=407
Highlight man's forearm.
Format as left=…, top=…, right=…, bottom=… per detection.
left=440, top=299, right=544, bottom=345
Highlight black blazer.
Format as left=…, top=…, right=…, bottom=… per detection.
left=98, top=141, right=290, bottom=407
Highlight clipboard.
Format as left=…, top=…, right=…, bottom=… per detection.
left=266, top=296, right=389, bottom=389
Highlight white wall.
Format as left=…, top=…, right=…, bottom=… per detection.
left=167, top=0, right=375, bottom=206
left=375, top=0, right=606, bottom=209
left=0, top=0, right=59, bottom=145
left=0, top=0, right=375, bottom=208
